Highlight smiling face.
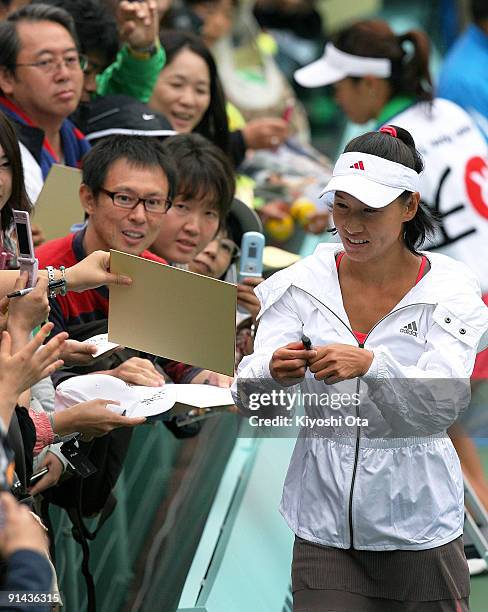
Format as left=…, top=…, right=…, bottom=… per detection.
left=80, top=158, right=169, bottom=256
left=148, top=48, right=211, bottom=133
left=0, top=144, right=13, bottom=214
left=332, top=190, right=417, bottom=262
left=150, top=192, right=220, bottom=264
left=0, top=20, right=83, bottom=127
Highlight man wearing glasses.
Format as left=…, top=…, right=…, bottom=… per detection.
left=35, top=134, right=222, bottom=391
left=36, top=135, right=173, bottom=379
left=0, top=3, right=88, bottom=205
left=0, top=3, right=165, bottom=201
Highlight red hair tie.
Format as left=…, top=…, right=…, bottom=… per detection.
left=379, top=125, right=397, bottom=137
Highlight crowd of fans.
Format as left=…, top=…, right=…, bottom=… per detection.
left=0, top=1, right=486, bottom=611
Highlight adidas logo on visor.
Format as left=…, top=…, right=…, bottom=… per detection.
left=400, top=321, right=418, bottom=337
left=349, top=161, right=365, bottom=170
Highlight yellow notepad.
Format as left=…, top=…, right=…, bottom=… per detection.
left=33, top=164, right=83, bottom=241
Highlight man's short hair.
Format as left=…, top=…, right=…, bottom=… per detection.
left=0, top=3, right=79, bottom=72
left=31, top=0, right=119, bottom=67
left=82, top=135, right=177, bottom=202
left=161, top=133, right=235, bottom=223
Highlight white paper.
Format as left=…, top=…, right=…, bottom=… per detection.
left=84, top=333, right=121, bottom=358
left=126, top=385, right=178, bottom=418
left=54, top=375, right=233, bottom=418
left=174, top=384, right=233, bottom=409
left=54, top=374, right=176, bottom=417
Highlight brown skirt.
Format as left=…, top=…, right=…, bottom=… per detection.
left=292, top=535, right=470, bottom=605
left=293, top=588, right=469, bottom=611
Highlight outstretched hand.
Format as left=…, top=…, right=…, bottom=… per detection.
left=190, top=370, right=233, bottom=387
left=118, top=0, right=158, bottom=50
left=242, top=117, right=289, bottom=150
left=109, top=356, right=166, bottom=387
left=64, top=250, right=132, bottom=292
left=65, top=398, right=146, bottom=439
left=59, top=339, right=98, bottom=365
left=0, top=323, right=66, bottom=397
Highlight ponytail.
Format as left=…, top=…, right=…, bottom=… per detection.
left=334, top=20, right=433, bottom=103
left=395, top=30, right=432, bottom=102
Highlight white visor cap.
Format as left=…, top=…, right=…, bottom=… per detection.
left=320, top=152, right=420, bottom=209
left=294, top=43, right=391, bottom=88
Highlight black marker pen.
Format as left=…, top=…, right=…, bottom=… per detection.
left=301, top=334, right=313, bottom=350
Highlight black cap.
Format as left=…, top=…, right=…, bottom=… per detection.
left=83, top=95, right=176, bottom=143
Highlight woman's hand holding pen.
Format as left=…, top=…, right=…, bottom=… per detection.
left=6, top=273, right=49, bottom=336
left=308, top=344, right=374, bottom=384
left=270, top=341, right=317, bottom=386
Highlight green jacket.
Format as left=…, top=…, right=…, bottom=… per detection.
left=95, top=43, right=165, bottom=103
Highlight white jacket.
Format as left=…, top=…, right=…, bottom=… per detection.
left=19, top=142, right=43, bottom=203
left=235, top=244, right=488, bottom=551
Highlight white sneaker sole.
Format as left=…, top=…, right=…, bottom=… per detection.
left=468, top=558, right=488, bottom=575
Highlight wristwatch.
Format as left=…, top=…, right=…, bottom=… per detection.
left=128, top=39, right=160, bottom=60
left=46, top=265, right=67, bottom=298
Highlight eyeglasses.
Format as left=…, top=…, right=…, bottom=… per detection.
left=100, top=187, right=172, bottom=215
left=15, top=52, right=87, bottom=74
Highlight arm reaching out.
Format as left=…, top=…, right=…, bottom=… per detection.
left=0, top=323, right=66, bottom=428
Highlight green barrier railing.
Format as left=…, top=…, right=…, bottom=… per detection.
left=50, top=423, right=180, bottom=611
left=177, top=432, right=295, bottom=612
left=49, top=413, right=238, bottom=612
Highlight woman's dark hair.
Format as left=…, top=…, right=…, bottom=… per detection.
left=0, top=111, right=31, bottom=234
left=158, top=29, right=230, bottom=156
left=343, top=125, right=437, bottom=253
left=161, top=133, right=235, bottom=223
left=334, top=20, right=433, bottom=103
